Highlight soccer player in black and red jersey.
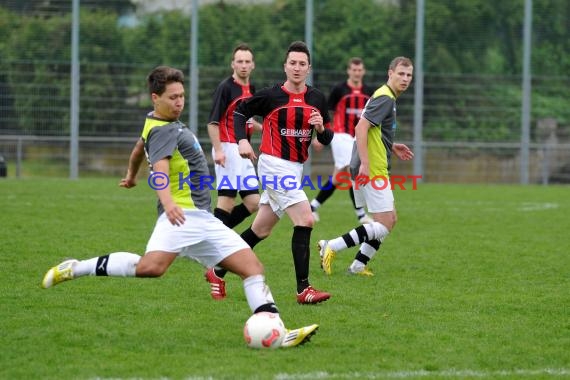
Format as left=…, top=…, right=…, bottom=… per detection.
left=208, top=43, right=261, bottom=228
left=231, top=41, right=334, bottom=304
left=204, top=43, right=262, bottom=300
left=310, top=57, right=374, bottom=224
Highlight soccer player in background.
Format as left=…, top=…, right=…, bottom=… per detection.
left=318, top=56, right=414, bottom=276
left=41, top=65, right=318, bottom=347
left=310, top=57, right=374, bottom=224
left=207, top=43, right=261, bottom=229
left=221, top=41, right=334, bottom=305
left=204, top=43, right=262, bottom=300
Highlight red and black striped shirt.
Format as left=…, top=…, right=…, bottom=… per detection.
left=328, top=82, right=374, bottom=136
left=208, top=76, right=255, bottom=143
left=235, top=84, right=330, bottom=163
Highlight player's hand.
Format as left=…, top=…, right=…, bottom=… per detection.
left=309, top=109, right=324, bottom=133
left=238, top=140, right=257, bottom=161
left=164, top=203, right=186, bottom=226
left=357, top=162, right=370, bottom=181
left=392, top=143, right=414, bottom=160
left=214, top=149, right=226, bottom=167
left=119, top=177, right=137, bottom=188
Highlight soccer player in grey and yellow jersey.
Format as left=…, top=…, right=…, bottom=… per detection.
left=41, top=66, right=318, bottom=348
left=318, top=57, right=415, bottom=276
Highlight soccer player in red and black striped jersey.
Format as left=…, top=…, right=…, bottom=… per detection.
left=233, top=41, right=334, bottom=304
left=310, top=57, right=374, bottom=224
left=204, top=44, right=263, bottom=300
left=207, top=43, right=261, bottom=229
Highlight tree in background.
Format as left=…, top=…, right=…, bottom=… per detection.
left=0, top=0, right=568, bottom=138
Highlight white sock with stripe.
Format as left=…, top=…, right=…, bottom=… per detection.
left=73, top=252, right=140, bottom=277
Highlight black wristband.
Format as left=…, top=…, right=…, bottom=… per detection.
left=316, top=128, right=334, bottom=145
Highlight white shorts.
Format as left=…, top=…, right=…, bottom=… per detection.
left=145, top=209, right=249, bottom=268
left=257, top=154, right=308, bottom=218
left=331, top=133, right=355, bottom=170
left=354, top=177, right=395, bottom=213
left=213, top=142, right=259, bottom=191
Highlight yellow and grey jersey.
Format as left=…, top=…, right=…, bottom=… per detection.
left=351, top=84, right=397, bottom=178
left=141, top=115, right=211, bottom=215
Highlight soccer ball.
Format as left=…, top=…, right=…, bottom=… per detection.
left=243, top=312, right=286, bottom=349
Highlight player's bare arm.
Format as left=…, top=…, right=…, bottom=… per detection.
left=207, top=122, right=226, bottom=167
left=119, top=138, right=145, bottom=188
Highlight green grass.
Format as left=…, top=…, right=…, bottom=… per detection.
left=1, top=178, right=569, bottom=379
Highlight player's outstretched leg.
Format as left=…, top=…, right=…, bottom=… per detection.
left=41, top=252, right=141, bottom=288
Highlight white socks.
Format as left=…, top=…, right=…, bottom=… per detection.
left=243, top=274, right=275, bottom=313
left=73, top=252, right=140, bottom=277
left=329, top=222, right=390, bottom=252
left=360, top=241, right=378, bottom=258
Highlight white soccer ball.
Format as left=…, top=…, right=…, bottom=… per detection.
left=243, top=312, right=286, bottom=349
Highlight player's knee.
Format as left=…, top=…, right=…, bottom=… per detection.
left=370, top=221, right=390, bottom=241
left=245, top=202, right=259, bottom=213
left=300, top=213, right=315, bottom=228
left=385, top=210, right=397, bottom=230
left=380, top=218, right=395, bottom=232
left=135, top=262, right=167, bottom=277
left=233, top=254, right=265, bottom=279
left=372, top=212, right=396, bottom=232
left=252, top=226, right=271, bottom=239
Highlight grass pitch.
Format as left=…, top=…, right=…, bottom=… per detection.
left=0, top=178, right=568, bottom=379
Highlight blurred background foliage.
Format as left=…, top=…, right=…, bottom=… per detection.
left=0, top=0, right=568, bottom=142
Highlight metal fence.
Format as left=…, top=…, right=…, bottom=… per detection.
left=0, top=0, right=569, bottom=184
left=2, top=136, right=569, bottom=184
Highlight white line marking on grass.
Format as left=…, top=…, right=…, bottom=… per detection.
left=518, top=202, right=559, bottom=212
left=442, top=201, right=560, bottom=213
left=275, top=368, right=570, bottom=379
